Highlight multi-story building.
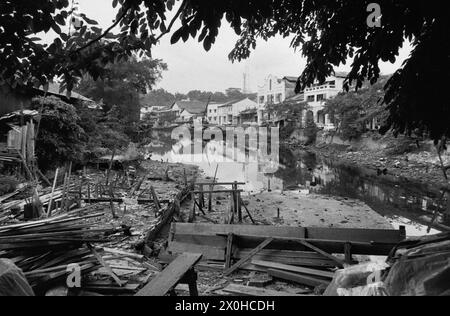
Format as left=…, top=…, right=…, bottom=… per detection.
left=257, top=73, right=347, bottom=129
left=302, top=72, right=347, bottom=129
left=214, top=98, right=258, bottom=125
left=217, top=102, right=233, bottom=125
left=170, top=100, right=208, bottom=123
left=206, top=102, right=221, bottom=124
left=256, top=75, right=298, bottom=125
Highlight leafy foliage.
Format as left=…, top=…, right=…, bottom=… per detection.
left=1, top=0, right=448, bottom=142
left=31, top=96, right=87, bottom=169
left=0, top=176, right=18, bottom=196
left=77, top=58, right=167, bottom=122
left=325, top=80, right=387, bottom=140
left=304, top=114, right=318, bottom=146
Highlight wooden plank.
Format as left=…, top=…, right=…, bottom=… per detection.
left=224, top=238, right=273, bottom=276
left=252, top=260, right=334, bottom=279
left=192, top=190, right=244, bottom=194
left=168, top=240, right=335, bottom=266
left=268, top=269, right=331, bottom=288
left=136, top=253, right=202, bottom=296
left=196, top=182, right=245, bottom=186
left=150, top=186, right=161, bottom=210
left=296, top=239, right=345, bottom=268
left=225, top=233, right=234, bottom=269
left=306, top=227, right=405, bottom=244
left=173, top=223, right=306, bottom=240
left=223, top=284, right=305, bottom=297
left=173, top=223, right=403, bottom=244
left=168, top=242, right=225, bottom=261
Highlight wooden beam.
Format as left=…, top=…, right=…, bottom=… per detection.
left=196, top=182, right=245, bottom=186
left=223, top=284, right=305, bottom=296
left=252, top=260, right=334, bottom=279
left=192, top=189, right=244, bottom=194
left=136, top=253, right=202, bottom=296
left=296, top=239, right=345, bottom=268
left=225, top=233, right=234, bottom=269
left=150, top=186, right=161, bottom=210
left=267, top=269, right=331, bottom=288
left=224, top=238, right=274, bottom=276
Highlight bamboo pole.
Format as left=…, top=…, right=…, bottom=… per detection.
left=47, top=168, right=59, bottom=217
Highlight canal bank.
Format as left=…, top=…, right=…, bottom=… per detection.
left=146, top=130, right=449, bottom=237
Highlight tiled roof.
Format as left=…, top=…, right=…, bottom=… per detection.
left=40, top=83, right=93, bottom=102
left=174, top=100, right=208, bottom=114
left=283, top=76, right=299, bottom=82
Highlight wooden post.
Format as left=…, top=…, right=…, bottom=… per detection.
left=344, top=242, right=353, bottom=265
left=224, top=238, right=274, bottom=276
left=241, top=198, right=256, bottom=224
left=77, top=176, right=82, bottom=208
left=225, top=233, right=234, bottom=269
left=237, top=189, right=242, bottom=222
left=47, top=168, right=59, bottom=217
left=109, top=183, right=117, bottom=219
left=199, top=185, right=204, bottom=209
left=150, top=186, right=162, bottom=210
left=183, top=169, right=188, bottom=187
left=87, top=181, right=91, bottom=204
left=105, top=150, right=116, bottom=187
left=189, top=192, right=196, bottom=223
left=208, top=184, right=213, bottom=213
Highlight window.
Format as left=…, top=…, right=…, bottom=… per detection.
left=307, top=95, right=315, bottom=102
left=259, top=96, right=265, bottom=104
left=276, top=93, right=283, bottom=103
left=317, top=94, right=326, bottom=101
left=269, top=79, right=272, bottom=91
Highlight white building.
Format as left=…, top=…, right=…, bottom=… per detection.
left=215, top=98, right=258, bottom=125
left=256, top=75, right=298, bottom=125
left=257, top=72, right=347, bottom=129
left=302, top=73, right=347, bottom=129
left=206, top=102, right=222, bottom=124
left=170, top=100, right=208, bottom=123
left=218, top=102, right=233, bottom=125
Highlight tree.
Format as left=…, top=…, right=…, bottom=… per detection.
left=77, top=57, right=167, bottom=122
left=140, top=89, right=180, bottom=109
left=31, top=96, right=87, bottom=170
left=2, top=0, right=448, bottom=144
left=324, top=80, right=387, bottom=141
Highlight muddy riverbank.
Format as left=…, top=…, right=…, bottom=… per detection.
left=290, top=140, right=450, bottom=191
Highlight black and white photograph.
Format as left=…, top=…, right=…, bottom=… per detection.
left=0, top=0, right=449, bottom=301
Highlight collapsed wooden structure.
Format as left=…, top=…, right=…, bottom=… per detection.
left=158, top=222, right=406, bottom=292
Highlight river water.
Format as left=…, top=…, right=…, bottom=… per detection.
left=146, top=130, right=449, bottom=237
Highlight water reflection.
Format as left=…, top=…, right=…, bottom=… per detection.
left=147, top=131, right=449, bottom=236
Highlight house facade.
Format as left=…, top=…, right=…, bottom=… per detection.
left=171, top=100, right=208, bottom=123
left=218, top=102, right=233, bottom=125
left=256, top=75, right=298, bottom=125
left=214, top=98, right=258, bottom=125
left=206, top=102, right=221, bottom=124
left=257, top=73, right=347, bottom=129
left=302, top=73, right=347, bottom=129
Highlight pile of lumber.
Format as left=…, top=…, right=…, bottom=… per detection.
left=0, top=210, right=131, bottom=293
left=162, top=223, right=406, bottom=272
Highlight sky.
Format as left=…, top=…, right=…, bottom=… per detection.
left=46, top=0, right=412, bottom=94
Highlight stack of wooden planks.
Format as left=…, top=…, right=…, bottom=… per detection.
left=0, top=210, right=130, bottom=292
left=162, top=223, right=406, bottom=272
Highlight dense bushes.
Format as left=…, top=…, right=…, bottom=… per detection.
left=32, top=96, right=87, bottom=170
left=0, top=176, right=18, bottom=195
left=31, top=97, right=141, bottom=171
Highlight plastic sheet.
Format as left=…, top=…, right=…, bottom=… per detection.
left=0, top=259, right=34, bottom=296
